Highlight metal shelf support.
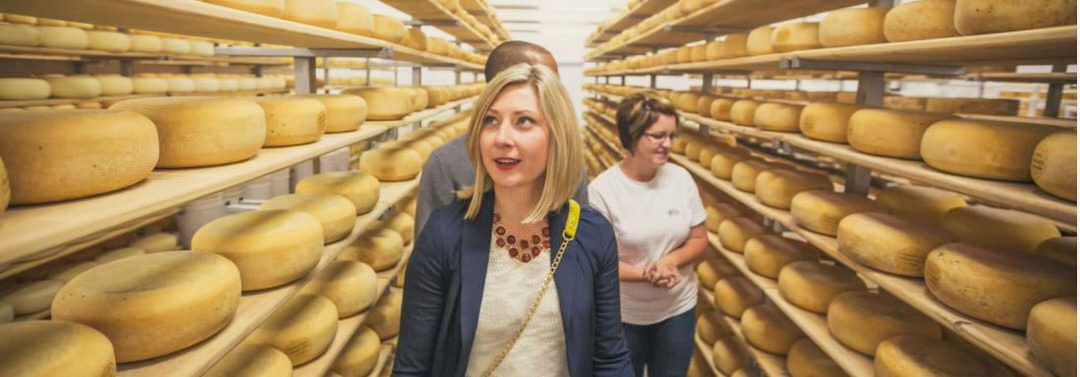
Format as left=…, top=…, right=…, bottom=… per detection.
left=1045, top=64, right=1068, bottom=117
left=780, top=56, right=965, bottom=76
left=294, top=56, right=316, bottom=94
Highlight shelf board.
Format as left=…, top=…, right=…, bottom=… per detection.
left=0, top=44, right=290, bottom=65
left=966, top=72, right=1078, bottom=84
left=117, top=177, right=419, bottom=377
left=380, top=0, right=495, bottom=50
left=700, top=281, right=788, bottom=377
left=693, top=333, right=727, bottom=377
left=586, top=0, right=678, bottom=46
left=0, top=90, right=292, bottom=109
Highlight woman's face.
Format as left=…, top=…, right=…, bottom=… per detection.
left=480, top=83, right=550, bottom=192
left=632, top=113, right=676, bottom=167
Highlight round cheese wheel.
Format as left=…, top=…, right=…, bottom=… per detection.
left=944, top=206, right=1060, bottom=253
left=875, top=335, right=1016, bottom=377
left=1028, top=297, right=1077, bottom=377
left=345, top=87, right=414, bottom=120
left=788, top=338, right=846, bottom=377
left=192, top=210, right=324, bottom=291
left=710, top=150, right=749, bottom=180
left=52, top=251, right=242, bottom=362
left=0, top=320, right=116, bottom=377
left=712, top=335, right=752, bottom=374
left=746, top=26, right=775, bottom=55
left=819, top=7, right=888, bottom=47
left=360, top=144, right=422, bottom=181
left=302, top=260, right=377, bottom=318
left=95, top=247, right=145, bottom=262
left=133, top=233, right=178, bottom=252
left=708, top=97, right=734, bottom=121
left=47, top=76, right=102, bottom=99
left=255, top=97, right=327, bottom=147
left=339, top=228, right=405, bottom=271
left=742, top=303, right=804, bottom=354
left=0, top=78, right=50, bottom=100
left=366, top=289, right=403, bottom=339
left=827, top=291, right=942, bottom=356
left=799, top=102, right=861, bottom=143
left=715, top=33, right=750, bottom=59
left=754, top=169, right=832, bottom=209
left=847, top=109, right=947, bottom=159
left=248, top=293, right=338, bottom=366
left=405, top=28, right=428, bottom=51
left=771, top=22, right=821, bottom=52
left=237, top=77, right=257, bottom=91
left=296, top=172, right=380, bottom=215
left=0, top=110, right=158, bottom=204
left=744, top=235, right=818, bottom=279
left=372, top=14, right=407, bottom=43
left=837, top=212, right=954, bottom=277
left=205, top=344, right=292, bottom=377
left=718, top=217, right=769, bottom=254
left=86, top=31, right=130, bottom=52
left=0, top=24, right=41, bottom=47
left=699, top=146, right=722, bottom=169
left=297, top=95, right=367, bottom=133
left=282, top=0, right=338, bottom=28
left=2, top=280, right=62, bottom=315
left=731, top=160, right=774, bottom=192
left=204, top=0, right=284, bottom=17
left=676, top=47, right=694, bottom=64
left=336, top=2, right=375, bottom=36
left=921, top=119, right=1056, bottom=181
left=730, top=100, right=761, bottom=126
left=166, top=77, right=195, bottom=93
left=387, top=211, right=415, bottom=245
left=875, top=185, right=966, bottom=226
left=684, top=138, right=706, bottom=161
left=192, top=77, right=220, bottom=93
left=884, top=0, right=960, bottom=42
left=1031, top=132, right=1076, bottom=201
left=1034, top=237, right=1076, bottom=266
left=94, top=74, right=133, bottom=96
left=161, top=38, right=191, bottom=55
left=925, top=242, right=1075, bottom=329
left=697, top=257, right=739, bottom=289
left=189, top=41, right=214, bottom=56
left=129, top=34, right=162, bottom=52
left=712, top=276, right=765, bottom=318
left=753, top=103, right=803, bottom=132
left=332, top=326, right=381, bottom=377
left=111, top=97, right=267, bottom=167
left=219, top=78, right=240, bottom=92
left=696, top=311, right=733, bottom=344
left=132, top=77, right=168, bottom=94
left=50, top=261, right=102, bottom=282
left=260, top=193, right=357, bottom=243
left=954, top=0, right=1076, bottom=35
left=38, top=26, right=88, bottom=49
left=791, top=190, right=879, bottom=236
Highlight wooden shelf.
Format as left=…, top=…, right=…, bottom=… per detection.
left=117, top=178, right=419, bottom=377
left=966, top=72, right=1078, bottom=84
left=381, top=0, right=495, bottom=50
left=0, top=90, right=292, bottom=109
left=585, top=0, right=678, bottom=46
left=0, top=44, right=290, bottom=65
left=693, top=333, right=727, bottom=377
left=700, top=282, right=788, bottom=377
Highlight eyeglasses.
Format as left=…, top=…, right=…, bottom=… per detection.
left=643, top=132, right=676, bottom=143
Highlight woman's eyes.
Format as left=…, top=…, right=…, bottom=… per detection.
left=516, top=117, right=536, bottom=126
left=481, top=115, right=498, bottom=125
left=483, top=115, right=537, bottom=127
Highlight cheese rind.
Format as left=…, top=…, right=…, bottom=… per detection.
left=130, top=35, right=162, bottom=52
left=296, top=172, right=381, bottom=215
left=283, top=0, right=338, bottom=28
left=0, top=24, right=40, bottom=47
left=360, top=144, right=423, bottom=182
left=94, top=74, right=134, bottom=96
left=260, top=193, right=357, bottom=243
left=875, top=335, right=1016, bottom=377
left=47, top=76, right=102, bottom=99
left=753, top=103, right=803, bottom=132
left=827, top=291, right=942, bottom=356
left=697, top=257, right=739, bottom=289
left=1027, top=297, right=1077, bottom=377
left=1031, top=132, right=1076, bottom=201
left=303, top=260, right=378, bottom=318
left=372, top=15, right=407, bottom=44
left=0, top=78, right=50, bottom=100
left=943, top=205, right=1060, bottom=253
left=712, top=276, right=765, bottom=318
left=778, top=261, right=865, bottom=314
left=799, top=102, right=861, bottom=142
left=847, top=109, right=947, bottom=159
left=754, top=169, right=832, bottom=209
left=86, top=31, right=131, bottom=52
left=38, top=26, right=88, bottom=49
left=338, top=228, right=405, bottom=271
left=718, top=217, right=769, bottom=253
left=297, top=94, right=367, bottom=133
left=247, top=293, right=338, bottom=366
left=0, top=320, right=116, bottom=377
left=192, top=210, right=324, bottom=291
left=954, top=0, right=1077, bottom=35
left=741, top=303, right=804, bottom=354
left=696, top=311, right=733, bottom=344
left=746, top=26, right=775, bottom=55
left=344, top=87, right=414, bottom=120
left=744, top=235, right=818, bottom=279
left=874, top=185, right=966, bottom=225
left=332, top=326, right=382, bottom=377
left=921, top=119, right=1056, bottom=181
left=819, top=7, right=888, bottom=47
left=770, top=23, right=821, bottom=52
left=790, top=190, right=879, bottom=236
left=255, top=97, right=327, bottom=147
left=883, top=0, right=960, bottom=42
left=1033, top=237, right=1077, bottom=266
left=204, top=0, right=284, bottom=17
left=336, top=2, right=375, bottom=36
left=205, top=344, right=292, bottom=377
left=3, top=280, right=63, bottom=315
left=366, top=289, right=403, bottom=339
left=788, top=338, right=846, bottom=377
left=837, top=212, right=953, bottom=277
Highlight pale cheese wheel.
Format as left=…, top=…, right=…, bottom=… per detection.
left=710, top=150, right=749, bottom=180
left=283, top=0, right=338, bottom=28
left=94, top=74, right=133, bottom=96
left=943, top=205, right=1060, bottom=253
left=3, top=14, right=38, bottom=25
left=47, top=76, right=102, bottom=99
left=741, top=303, right=804, bottom=354
left=1034, top=237, right=1077, bottom=266
left=684, top=138, right=705, bottom=161
left=299, top=94, right=367, bottom=133
left=837, top=212, right=953, bottom=277
left=846, top=109, right=947, bottom=159
left=730, top=100, right=760, bottom=126
left=404, top=28, right=428, bottom=51
left=874, top=335, right=1016, bottom=377
left=1031, top=132, right=1076, bottom=201
left=205, top=344, right=292, bottom=377
left=744, top=235, right=817, bottom=279
left=788, top=338, right=846, bottom=377
left=366, top=289, right=403, bottom=339
left=0, top=78, right=50, bottom=100
left=205, top=0, right=284, bottom=17
left=731, top=160, right=774, bottom=192
left=192, top=77, right=220, bottom=93
left=2, top=280, right=62, bottom=315
left=339, top=228, right=405, bottom=271
left=332, top=326, right=381, bottom=377
left=718, top=217, right=769, bottom=254
left=247, top=293, right=338, bottom=366
left=52, top=251, right=242, bottom=362
left=129, top=34, right=163, bottom=52
left=336, top=2, right=375, bottom=36
left=219, top=78, right=239, bottom=92
left=192, top=210, right=324, bottom=291
left=190, top=41, right=214, bottom=56
left=676, top=46, right=694, bottom=64
left=954, top=0, right=1077, bottom=35
left=1028, top=297, right=1077, bottom=377
left=827, top=291, right=942, bottom=356
left=921, top=119, right=1056, bottom=181
left=791, top=190, right=879, bottom=236
left=255, top=97, right=327, bottom=147
left=0, top=110, right=159, bottom=204
left=86, top=31, right=130, bottom=52
left=111, top=97, right=268, bottom=167
left=819, top=7, right=888, bottom=47
left=36, top=18, right=66, bottom=27
left=746, top=26, right=775, bottom=55
left=38, top=26, right=88, bottom=49
left=697, top=257, right=739, bottom=289
left=132, top=77, right=168, bottom=94
left=712, top=335, right=752, bottom=374
left=697, top=311, right=733, bottom=344
left=884, top=0, right=960, bottom=42
left=875, top=185, right=966, bottom=225
left=709, top=97, right=735, bottom=120
left=799, top=102, right=861, bottom=143
left=771, top=23, right=821, bottom=52
left=345, top=87, right=413, bottom=120
left=712, top=276, right=765, bottom=318
left=387, top=211, right=415, bottom=245
left=925, top=242, right=1076, bottom=329
left=372, top=15, right=407, bottom=44
left=296, top=172, right=380, bottom=215
left=302, top=260, right=377, bottom=318
left=754, top=169, right=832, bottom=209
left=49, top=261, right=101, bottom=282
left=713, top=33, right=749, bottom=59
left=0, top=24, right=41, bottom=47
left=166, top=77, right=195, bottom=93
left=95, top=247, right=145, bottom=263
left=360, top=144, right=423, bottom=181
left=699, top=145, right=722, bottom=169
left=260, top=193, right=357, bottom=243
left=161, top=38, right=191, bottom=55
left=0, top=321, right=116, bottom=377
left=753, top=103, right=803, bottom=132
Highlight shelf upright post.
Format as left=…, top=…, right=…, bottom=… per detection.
left=365, top=57, right=372, bottom=86
left=703, top=73, right=714, bottom=94
left=649, top=74, right=657, bottom=89
left=1044, top=64, right=1067, bottom=117
left=293, top=56, right=316, bottom=94
left=844, top=69, right=885, bottom=194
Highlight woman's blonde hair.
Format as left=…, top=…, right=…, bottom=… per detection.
left=464, top=63, right=585, bottom=223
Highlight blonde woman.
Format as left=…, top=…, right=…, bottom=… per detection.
left=394, top=64, right=633, bottom=377
left=587, top=92, right=708, bottom=377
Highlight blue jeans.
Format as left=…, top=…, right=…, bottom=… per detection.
left=622, top=309, right=696, bottom=377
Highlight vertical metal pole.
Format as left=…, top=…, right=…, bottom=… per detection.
left=293, top=56, right=316, bottom=95
left=702, top=73, right=714, bottom=94
left=412, top=66, right=422, bottom=87
left=120, top=60, right=134, bottom=77
left=364, top=57, right=371, bottom=86
left=1044, top=64, right=1067, bottom=117
left=455, top=69, right=462, bottom=85
left=322, top=64, right=331, bottom=93
left=844, top=164, right=872, bottom=195
left=649, top=74, right=657, bottom=89
left=619, top=75, right=626, bottom=86
left=845, top=70, right=884, bottom=194
left=393, top=62, right=400, bottom=85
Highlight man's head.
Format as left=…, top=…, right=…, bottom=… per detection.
left=484, top=41, right=558, bottom=80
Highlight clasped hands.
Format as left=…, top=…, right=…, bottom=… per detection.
left=641, top=257, right=679, bottom=289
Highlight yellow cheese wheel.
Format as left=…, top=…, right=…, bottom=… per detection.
left=712, top=335, right=752, bottom=374
left=166, top=77, right=195, bottom=93
left=95, top=247, right=145, bottom=262
left=332, top=326, right=381, bottom=377
left=715, top=33, right=750, bottom=59
left=799, top=102, right=861, bottom=143
left=788, top=338, right=846, bottom=377
left=192, top=77, right=220, bottom=93
left=0, top=24, right=40, bottom=47
left=754, top=169, right=832, bottom=209
left=1031, top=132, right=1076, bottom=201
left=731, top=160, right=774, bottom=192
left=1028, top=297, right=1077, bottom=377
left=955, top=0, right=1077, bottom=35
left=712, top=276, right=765, bottom=318
left=339, top=228, right=405, bottom=271
left=238, top=77, right=257, bottom=91
left=111, top=97, right=268, bottom=168
left=708, top=97, right=734, bottom=121
left=944, top=206, right=1060, bottom=253
left=718, top=217, right=769, bottom=253
left=791, top=190, right=879, bottom=236
left=283, top=0, right=337, bottom=28
left=746, top=26, right=775, bottom=55
left=372, top=15, right=407, bottom=44
left=925, top=243, right=1076, bottom=329
left=875, top=185, right=966, bottom=225
left=190, top=41, right=214, bottom=56
left=247, top=293, right=338, bottom=366
left=47, top=76, right=102, bottom=99
left=260, top=193, right=357, bottom=243
left=710, top=150, right=749, bottom=180
left=827, top=291, right=942, bottom=356
left=336, top=2, right=375, bottom=36
left=697, top=257, right=739, bottom=288
left=38, top=26, right=88, bottom=49
left=696, top=311, right=733, bottom=344
left=922, top=119, right=1056, bottom=181
left=366, top=289, right=403, bottom=339
left=771, top=23, right=821, bottom=52
left=387, top=211, right=415, bottom=245
left=698, top=145, right=722, bottom=169
left=50, top=261, right=102, bottom=282
left=3, top=280, right=62, bottom=315
left=132, top=77, right=168, bottom=94
left=204, top=0, right=284, bottom=17
left=219, top=78, right=240, bottom=92
left=1034, top=237, right=1077, bottom=266
left=744, top=235, right=817, bottom=279
left=405, top=28, right=428, bottom=51
left=676, top=46, right=694, bottom=64
left=360, top=143, right=423, bottom=181
left=205, top=344, right=292, bottom=377
left=36, top=18, right=66, bottom=27
left=684, top=138, right=706, bottom=161
left=846, top=109, right=947, bottom=159
left=302, top=260, right=378, bottom=318
left=0, top=110, right=158, bottom=204
left=161, top=38, right=191, bottom=55
left=129, top=34, right=162, bottom=52
left=753, top=103, right=803, bottom=132
left=3, top=14, right=38, bottom=25
left=837, top=212, right=953, bottom=277
left=296, top=172, right=380, bottom=215
left=94, top=74, right=133, bottom=96
left=0, top=78, right=50, bottom=100
left=820, top=7, right=888, bottom=47
left=192, top=210, right=324, bottom=291
left=741, top=303, right=804, bottom=354
left=705, top=204, right=738, bottom=231
left=730, top=100, right=761, bottom=126
left=344, top=87, right=414, bottom=120
left=86, top=31, right=130, bottom=52
left=884, top=0, right=960, bottom=42
left=53, top=251, right=242, bottom=362
left=255, top=97, right=327, bottom=147
left=0, top=320, right=116, bottom=377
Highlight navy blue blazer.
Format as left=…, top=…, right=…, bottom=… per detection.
left=392, top=192, right=634, bottom=377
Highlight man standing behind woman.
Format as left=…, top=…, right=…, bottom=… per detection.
left=588, top=92, right=709, bottom=377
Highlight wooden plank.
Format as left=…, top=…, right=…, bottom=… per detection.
left=694, top=333, right=727, bottom=377
left=702, top=282, right=788, bottom=377
left=967, top=72, right=1078, bottom=84
left=368, top=344, right=395, bottom=377
left=380, top=0, right=495, bottom=50
left=762, top=286, right=873, bottom=377
left=956, top=113, right=1076, bottom=129
left=587, top=0, right=678, bottom=45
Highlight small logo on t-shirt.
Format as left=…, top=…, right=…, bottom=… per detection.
left=668, top=208, right=679, bottom=216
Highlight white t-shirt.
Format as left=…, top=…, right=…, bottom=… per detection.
left=588, top=163, right=707, bottom=325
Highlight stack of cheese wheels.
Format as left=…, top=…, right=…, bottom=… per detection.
left=791, top=190, right=880, bottom=236
left=47, top=75, right=102, bottom=98
left=0, top=110, right=159, bottom=205
left=883, top=0, right=959, bottom=42
left=697, top=257, right=739, bottom=289
left=366, top=288, right=403, bottom=339
left=204, top=0, right=285, bottom=17
left=248, top=293, right=338, bottom=366
left=332, top=326, right=382, bottom=377
left=96, top=247, right=145, bottom=262
left=205, top=344, right=292, bottom=377
left=697, top=310, right=733, bottom=344
left=874, top=336, right=1016, bottom=377
left=255, top=97, right=327, bottom=147
left=711, top=150, right=750, bottom=180
left=921, top=119, right=1056, bottom=181
left=0, top=78, right=50, bottom=100
left=778, top=261, right=865, bottom=314
left=787, top=338, right=845, bottom=377
left=339, top=227, right=405, bottom=271
left=730, top=100, right=760, bottom=126
left=837, top=212, right=953, bottom=277
left=296, top=172, right=381, bottom=215
left=345, top=87, right=415, bottom=120
left=1028, top=297, right=1077, bottom=377
left=111, top=97, right=267, bottom=168
left=744, top=235, right=817, bottom=279
left=731, top=160, right=777, bottom=192
left=771, top=22, right=821, bottom=52
left=875, top=185, right=966, bottom=226
left=954, top=0, right=1077, bottom=35
left=192, top=210, right=324, bottom=291
left=924, top=242, right=1076, bottom=329
left=718, top=217, right=769, bottom=253
left=335, top=2, right=374, bottom=36
left=130, top=34, right=163, bottom=52
left=847, top=109, right=948, bottom=159
left=39, top=26, right=89, bottom=49
left=753, top=103, right=803, bottom=132
left=282, top=0, right=337, bottom=28
left=302, top=260, right=378, bottom=318
left=799, top=102, right=862, bottom=143
left=712, top=276, right=765, bottom=318
left=705, top=203, right=742, bottom=232
left=819, top=7, right=888, bottom=47
left=387, top=211, right=415, bottom=245
left=259, top=193, right=357, bottom=243
left=0, top=320, right=117, bottom=377
left=131, top=233, right=179, bottom=252
left=0, top=24, right=41, bottom=48
left=296, top=94, right=367, bottom=133
left=1031, top=132, right=1077, bottom=201
left=372, top=15, right=408, bottom=44
left=827, top=291, right=942, bottom=356
left=746, top=26, right=775, bottom=55
left=360, top=142, right=423, bottom=181
left=741, top=303, right=804, bottom=354
left=709, top=97, right=735, bottom=120
left=3, top=280, right=63, bottom=316
left=712, top=335, right=752, bottom=374
left=52, top=251, right=242, bottom=362
left=942, top=206, right=1060, bottom=253
left=754, top=169, right=832, bottom=209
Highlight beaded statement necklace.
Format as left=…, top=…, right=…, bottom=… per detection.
left=493, top=213, right=551, bottom=263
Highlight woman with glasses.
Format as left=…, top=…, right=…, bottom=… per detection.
left=587, top=92, right=709, bottom=377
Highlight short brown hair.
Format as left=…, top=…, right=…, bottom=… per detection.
left=615, top=92, right=679, bottom=151
left=484, top=41, right=559, bottom=80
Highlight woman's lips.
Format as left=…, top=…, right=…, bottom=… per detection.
left=494, top=158, right=520, bottom=171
